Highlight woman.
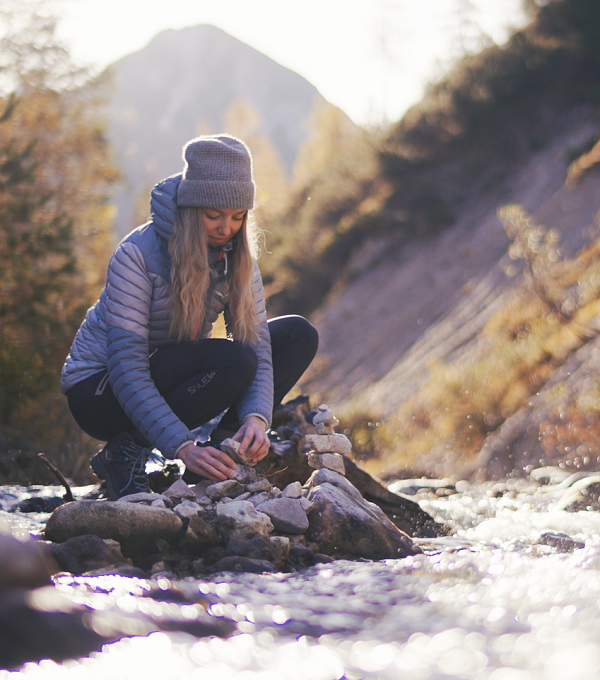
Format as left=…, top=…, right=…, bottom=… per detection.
left=61, top=135, right=318, bottom=500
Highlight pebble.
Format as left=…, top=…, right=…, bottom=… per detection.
left=221, top=438, right=255, bottom=466
left=282, top=481, right=303, bottom=498
left=206, top=479, right=245, bottom=501
left=173, top=501, right=202, bottom=519
left=313, top=405, right=339, bottom=428
left=298, top=496, right=314, bottom=513
left=246, top=479, right=272, bottom=494
left=538, top=531, right=585, bottom=552
left=150, top=498, right=168, bottom=508
left=248, top=492, right=271, bottom=507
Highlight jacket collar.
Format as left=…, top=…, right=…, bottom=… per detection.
left=150, top=173, right=181, bottom=242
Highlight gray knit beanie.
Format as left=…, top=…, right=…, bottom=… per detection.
left=177, top=135, right=255, bottom=209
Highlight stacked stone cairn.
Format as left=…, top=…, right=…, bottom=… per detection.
left=44, top=404, right=421, bottom=577
left=305, top=404, right=349, bottom=476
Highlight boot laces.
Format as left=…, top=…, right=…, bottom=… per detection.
left=118, top=440, right=150, bottom=494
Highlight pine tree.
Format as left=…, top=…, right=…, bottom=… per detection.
left=0, top=95, right=80, bottom=421
left=0, top=0, right=116, bottom=482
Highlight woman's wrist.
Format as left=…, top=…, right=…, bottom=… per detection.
left=244, top=414, right=268, bottom=430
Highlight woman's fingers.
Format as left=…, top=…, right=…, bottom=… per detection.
left=188, top=445, right=237, bottom=481
left=235, top=423, right=270, bottom=462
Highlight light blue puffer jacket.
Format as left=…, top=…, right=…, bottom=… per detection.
left=60, top=174, right=273, bottom=459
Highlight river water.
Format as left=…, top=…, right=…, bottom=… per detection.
left=3, top=476, right=600, bottom=680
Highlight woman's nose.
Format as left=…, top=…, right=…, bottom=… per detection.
left=219, top=217, right=233, bottom=233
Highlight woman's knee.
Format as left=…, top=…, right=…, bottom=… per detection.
left=229, top=340, right=258, bottom=386
left=269, top=315, right=319, bottom=356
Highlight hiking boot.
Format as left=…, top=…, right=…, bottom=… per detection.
left=91, top=432, right=150, bottom=500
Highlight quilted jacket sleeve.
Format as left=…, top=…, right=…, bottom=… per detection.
left=228, top=261, right=274, bottom=428
left=105, top=241, right=194, bottom=458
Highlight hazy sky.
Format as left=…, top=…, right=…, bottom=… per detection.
left=56, top=0, right=528, bottom=126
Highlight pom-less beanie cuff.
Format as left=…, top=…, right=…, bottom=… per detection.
left=177, top=135, right=255, bottom=210
left=178, top=179, right=255, bottom=209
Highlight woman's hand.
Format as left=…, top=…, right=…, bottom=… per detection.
left=177, top=442, right=237, bottom=481
left=233, top=416, right=270, bottom=464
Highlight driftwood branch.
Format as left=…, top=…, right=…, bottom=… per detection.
left=37, top=453, right=74, bottom=502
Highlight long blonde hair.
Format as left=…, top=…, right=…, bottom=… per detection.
left=169, top=207, right=259, bottom=343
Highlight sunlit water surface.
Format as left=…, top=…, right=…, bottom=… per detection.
left=3, top=479, right=600, bottom=679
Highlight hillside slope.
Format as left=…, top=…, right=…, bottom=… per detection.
left=266, top=0, right=600, bottom=480
left=301, top=111, right=600, bottom=418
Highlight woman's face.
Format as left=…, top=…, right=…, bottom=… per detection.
left=201, top=207, right=246, bottom=247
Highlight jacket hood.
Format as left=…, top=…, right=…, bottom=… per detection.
left=150, top=174, right=181, bottom=242
left=150, top=174, right=238, bottom=259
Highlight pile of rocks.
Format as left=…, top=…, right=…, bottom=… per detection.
left=43, top=405, right=422, bottom=577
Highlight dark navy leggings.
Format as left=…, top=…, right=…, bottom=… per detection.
left=67, top=315, right=318, bottom=444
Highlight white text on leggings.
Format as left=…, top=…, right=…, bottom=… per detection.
left=187, top=370, right=216, bottom=395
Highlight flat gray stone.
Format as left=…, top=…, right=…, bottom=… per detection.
left=313, top=407, right=339, bottom=433
left=221, top=438, right=255, bottom=466
left=313, top=405, right=338, bottom=426
left=118, top=492, right=171, bottom=506
left=216, top=500, right=273, bottom=539
left=305, top=433, right=352, bottom=455
left=174, top=501, right=202, bottom=519
left=151, top=499, right=168, bottom=508
left=246, top=479, right=272, bottom=494
left=44, top=500, right=183, bottom=556
left=206, top=479, right=245, bottom=501
left=308, top=452, right=345, bottom=475
left=255, top=497, right=309, bottom=534
left=163, top=480, right=196, bottom=502
left=248, top=492, right=271, bottom=507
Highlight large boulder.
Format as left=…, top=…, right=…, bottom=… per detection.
left=305, top=468, right=422, bottom=560
left=257, top=396, right=447, bottom=538
left=44, top=500, right=183, bottom=555
left=255, top=497, right=309, bottom=534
